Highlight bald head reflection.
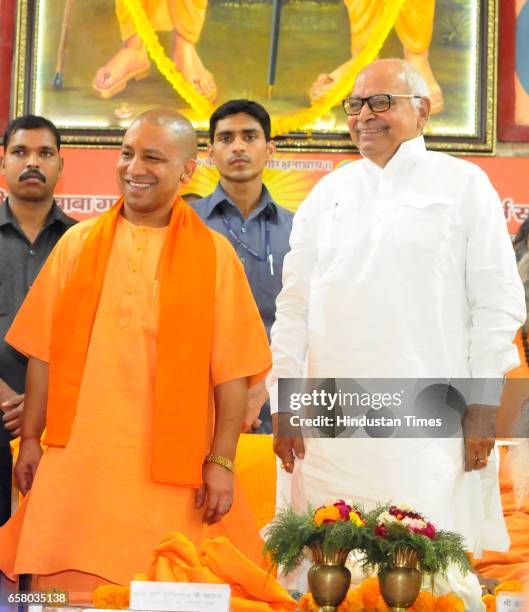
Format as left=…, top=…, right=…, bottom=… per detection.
left=129, top=108, right=198, bottom=160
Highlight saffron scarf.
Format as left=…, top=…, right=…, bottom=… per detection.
left=45, top=196, right=216, bottom=487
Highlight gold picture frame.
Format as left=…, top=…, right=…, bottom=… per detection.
left=12, top=0, right=497, bottom=152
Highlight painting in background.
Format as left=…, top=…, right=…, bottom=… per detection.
left=12, top=0, right=494, bottom=150
left=498, top=0, right=529, bottom=140
left=515, top=0, right=529, bottom=127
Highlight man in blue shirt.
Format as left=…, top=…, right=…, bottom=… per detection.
left=193, top=100, right=293, bottom=433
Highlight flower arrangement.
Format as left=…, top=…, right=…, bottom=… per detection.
left=299, top=576, right=465, bottom=611
left=363, top=504, right=471, bottom=576
left=263, top=499, right=367, bottom=573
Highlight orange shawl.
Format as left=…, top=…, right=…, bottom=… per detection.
left=45, top=197, right=216, bottom=487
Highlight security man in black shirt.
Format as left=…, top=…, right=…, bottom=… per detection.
left=0, top=115, right=76, bottom=524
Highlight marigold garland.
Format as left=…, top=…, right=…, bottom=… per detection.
left=122, top=0, right=215, bottom=118
left=91, top=577, right=526, bottom=611
left=92, top=584, right=130, bottom=610
left=124, top=0, right=406, bottom=136
left=300, top=578, right=527, bottom=611
left=494, top=579, right=525, bottom=594
left=299, top=576, right=466, bottom=611
left=270, top=0, right=407, bottom=137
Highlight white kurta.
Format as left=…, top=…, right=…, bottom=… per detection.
left=269, top=136, right=525, bottom=557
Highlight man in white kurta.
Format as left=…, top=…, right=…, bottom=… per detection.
left=268, top=59, right=526, bottom=606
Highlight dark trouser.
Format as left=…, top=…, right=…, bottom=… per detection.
left=251, top=399, right=272, bottom=435
left=0, top=444, right=12, bottom=526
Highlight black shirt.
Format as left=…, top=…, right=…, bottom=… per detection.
left=0, top=200, right=76, bottom=445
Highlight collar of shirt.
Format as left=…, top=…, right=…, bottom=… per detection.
left=0, top=199, right=77, bottom=231
left=362, top=135, right=427, bottom=179
left=203, top=183, right=279, bottom=222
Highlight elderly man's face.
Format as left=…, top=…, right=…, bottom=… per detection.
left=347, top=67, right=429, bottom=167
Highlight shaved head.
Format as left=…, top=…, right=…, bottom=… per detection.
left=117, top=108, right=199, bottom=225
left=129, top=108, right=198, bottom=160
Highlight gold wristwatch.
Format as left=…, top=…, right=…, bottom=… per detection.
left=204, top=454, right=234, bottom=472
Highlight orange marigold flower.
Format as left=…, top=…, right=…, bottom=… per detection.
left=299, top=593, right=318, bottom=612
left=482, top=594, right=496, bottom=612
left=494, top=580, right=526, bottom=594
left=409, top=590, right=436, bottom=611
left=300, top=589, right=365, bottom=612
left=357, top=576, right=380, bottom=593
left=92, top=585, right=130, bottom=610
left=341, top=588, right=365, bottom=611
left=357, top=577, right=384, bottom=609
left=314, top=505, right=341, bottom=526
left=434, top=593, right=465, bottom=611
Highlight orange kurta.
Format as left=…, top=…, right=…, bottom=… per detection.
left=0, top=215, right=269, bottom=590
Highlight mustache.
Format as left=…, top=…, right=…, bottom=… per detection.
left=228, top=155, right=251, bottom=164
left=19, top=168, right=46, bottom=183
left=354, top=119, right=389, bottom=132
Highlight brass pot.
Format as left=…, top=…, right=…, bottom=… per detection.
left=307, top=545, right=351, bottom=612
left=378, top=548, right=422, bottom=612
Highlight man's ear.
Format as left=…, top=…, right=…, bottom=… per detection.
left=417, top=97, right=431, bottom=132
left=207, top=143, right=214, bottom=163
left=266, top=139, right=276, bottom=161
left=180, top=159, right=197, bottom=185
left=0, top=152, right=5, bottom=175
left=58, top=156, right=64, bottom=177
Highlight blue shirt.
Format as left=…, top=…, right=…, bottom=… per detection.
left=192, top=184, right=293, bottom=338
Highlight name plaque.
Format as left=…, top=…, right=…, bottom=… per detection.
left=497, top=592, right=528, bottom=611
left=129, top=581, right=230, bottom=612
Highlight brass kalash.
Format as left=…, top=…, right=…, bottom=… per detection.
left=307, top=544, right=351, bottom=612
left=378, top=547, right=422, bottom=611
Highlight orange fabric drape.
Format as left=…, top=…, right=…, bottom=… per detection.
left=472, top=447, right=529, bottom=584
left=147, top=532, right=297, bottom=611
left=7, top=197, right=216, bottom=488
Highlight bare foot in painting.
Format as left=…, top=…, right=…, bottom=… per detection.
left=404, top=49, right=444, bottom=114
left=173, top=34, right=217, bottom=102
left=309, top=58, right=356, bottom=102
left=93, top=34, right=150, bottom=99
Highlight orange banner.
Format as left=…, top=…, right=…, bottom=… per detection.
left=1, top=149, right=528, bottom=236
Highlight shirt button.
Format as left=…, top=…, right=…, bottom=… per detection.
left=241, top=227, right=246, bottom=233
left=29, top=249, right=35, bottom=256
left=240, top=257, right=246, bottom=263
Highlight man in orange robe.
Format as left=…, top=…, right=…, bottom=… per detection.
left=0, top=108, right=271, bottom=600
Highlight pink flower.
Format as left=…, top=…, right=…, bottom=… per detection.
left=415, top=522, right=436, bottom=539
left=375, top=524, right=389, bottom=537
left=333, top=500, right=353, bottom=521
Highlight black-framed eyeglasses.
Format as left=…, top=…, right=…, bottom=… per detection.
left=342, top=94, right=422, bottom=116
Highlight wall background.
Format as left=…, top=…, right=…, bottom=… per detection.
left=1, top=0, right=529, bottom=236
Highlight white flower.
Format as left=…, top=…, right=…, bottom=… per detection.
left=379, top=512, right=397, bottom=525
left=395, top=502, right=415, bottom=513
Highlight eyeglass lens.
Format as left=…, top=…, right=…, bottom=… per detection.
left=344, top=94, right=391, bottom=115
